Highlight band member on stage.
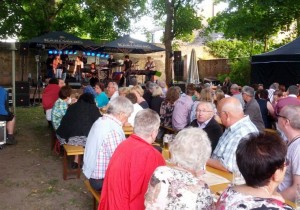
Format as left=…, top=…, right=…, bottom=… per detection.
left=119, top=55, right=132, bottom=87
left=144, top=56, right=155, bottom=82
left=107, top=54, right=116, bottom=67
left=73, top=56, right=84, bottom=82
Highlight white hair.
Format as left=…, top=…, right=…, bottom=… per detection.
left=134, top=109, right=160, bottom=137
left=170, top=127, right=212, bottom=172
left=107, top=96, right=133, bottom=116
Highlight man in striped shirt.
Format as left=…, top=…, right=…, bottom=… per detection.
left=83, top=96, right=133, bottom=191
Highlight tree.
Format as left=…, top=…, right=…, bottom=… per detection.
left=207, top=0, right=300, bottom=52
left=151, top=0, right=203, bottom=85
left=0, top=0, right=147, bottom=41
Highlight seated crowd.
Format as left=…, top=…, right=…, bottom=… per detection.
left=40, top=77, right=300, bottom=209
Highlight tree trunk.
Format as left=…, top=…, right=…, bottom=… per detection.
left=164, top=0, right=174, bottom=85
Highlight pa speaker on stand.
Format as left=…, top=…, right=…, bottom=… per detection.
left=15, top=81, right=30, bottom=107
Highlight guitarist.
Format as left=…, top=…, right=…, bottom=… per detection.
left=144, top=56, right=155, bottom=82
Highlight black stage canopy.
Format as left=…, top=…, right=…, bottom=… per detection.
left=251, top=37, right=300, bottom=87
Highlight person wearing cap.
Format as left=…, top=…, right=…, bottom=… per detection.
left=241, top=86, right=265, bottom=132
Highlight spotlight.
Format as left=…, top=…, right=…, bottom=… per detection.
left=54, top=50, right=58, bottom=54
left=100, top=54, right=105, bottom=58
left=96, top=53, right=100, bottom=57
left=64, top=50, right=69, bottom=54
left=87, top=52, right=91, bottom=56
left=105, top=54, right=109, bottom=58
left=48, top=50, right=53, bottom=54
left=59, top=50, right=62, bottom=54
left=91, top=52, right=95, bottom=56
left=74, top=51, right=77, bottom=55
left=69, top=51, right=73, bottom=55
left=83, top=52, right=86, bottom=55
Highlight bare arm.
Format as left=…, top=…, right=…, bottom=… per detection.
left=207, top=158, right=229, bottom=172
left=280, top=174, right=300, bottom=201
left=267, top=101, right=275, bottom=118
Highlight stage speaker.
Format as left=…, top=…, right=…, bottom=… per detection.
left=19, top=43, right=29, bottom=56
left=174, top=51, right=182, bottom=61
left=174, top=61, right=184, bottom=81
left=15, top=81, right=30, bottom=107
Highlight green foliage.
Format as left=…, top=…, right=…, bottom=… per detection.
left=207, top=39, right=264, bottom=58
left=0, top=0, right=147, bottom=41
left=218, top=57, right=251, bottom=86
left=207, top=0, right=300, bottom=51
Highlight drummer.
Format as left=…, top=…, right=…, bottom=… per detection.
left=144, top=56, right=155, bottom=82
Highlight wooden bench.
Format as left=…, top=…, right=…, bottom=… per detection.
left=63, top=144, right=84, bottom=180
left=84, top=179, right=101, bottom=210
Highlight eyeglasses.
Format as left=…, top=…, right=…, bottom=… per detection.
left=276, top=114, right=289, bottom=121
left=196, top=110, right=213, bottom=114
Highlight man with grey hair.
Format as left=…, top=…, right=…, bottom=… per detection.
left=207, top=97, right=258, bottom=172
left=107, top=81, right=119, bottom=101
left=275, top=85, right=300, bottom=116
left=242, top=85, right=265, bottom=132
left=83, top=96, right=133, bottom=191
left=230, top=84, right=244, bottom=106
left=277, top=105, right=300, bottom=202
left=190, top=101, right=223, bottom=152
left=99, top=109, right=165, bottom=209
left=268, top=82, right=279, bottom=103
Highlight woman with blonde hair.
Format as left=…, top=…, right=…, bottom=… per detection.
left=130, top=85, right=149, bottom=108
left=150, top=86, right=164, bottom=114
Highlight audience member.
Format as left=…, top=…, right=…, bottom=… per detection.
left=42, top=78, right=64, bottom=125
left=56, top=93, right=101, bottom=168
left=145, top=128, right=214, bottom=209
left=160, top=86, right=181, bottom=128
left=125, top=93, right=143, bottom=127
left=143, top=81, right=157, bottom=106
left=275, top=85, right=300, bottom=116
left=190, top=101, right=223, bottom=152
left=94, top=82, right=109, bottom=108
left=278, top=105, right=300, bottom=202
left=106, top=81, right=119, bottom=101
left=51, top=86, right=72, bottom=130
left=242, top=86, right=265, bottom=132
left=82, top=81, right=97, bottom=97
left=207, top=97, right=258, bottom=172
left=150, top=85, right=164, bottom=115
left=99, top=109, right=165, bottom=209
left=0, top=86, right=16, bottom=144
left=216, top=133, right=292, bottom=209
left=83, top=96, right=133, bottom=191
left=130, top=85, right=149, bottom=109
left=268, top=82, right=279, bottom=103
left=190, top=87, right=213, bottom=124
left=118, top=87, right=130, bottom=97
left=272, top=89, right=283, bottom=108
left=172, top=83, right=195, bottom=131
left=255, top=89, right=275, bottom=129
left=230, top=84, right=244, bottom=107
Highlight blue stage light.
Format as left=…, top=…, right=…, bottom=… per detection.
left=87, top=52, right=91, bottom=56
left=74, top=51, right=77, bottom=55
left=59, top=50, right=62, bottom=54
left=83, top=52, right=86, bottom=55
left=49, top=50, right=53, bottom=54
left=100, top=54, right=105, bottom=58
left=64, top=50, right=68, bottom=54
left=96, top=53, right=100, bottom=57
left=105, top=54, right=109, bottom=58
left=91, top=52, right=95, bottom=56
left=69, top=51, right=73, bottom=55
left=54, top=50, right=58, bottom=54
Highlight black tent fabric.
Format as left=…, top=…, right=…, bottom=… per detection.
left=26, top=31, right=101, bottom=50
left=99, top=35, right=165, bottom=54
left=251, top=37, right=300, bottom=88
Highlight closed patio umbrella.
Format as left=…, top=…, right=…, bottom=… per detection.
left=187, top=49, right=199, bottom=84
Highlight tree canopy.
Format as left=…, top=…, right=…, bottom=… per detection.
left=207, top=0, right=300, bottom=51
left=0, top=0, right=147, bottom=41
